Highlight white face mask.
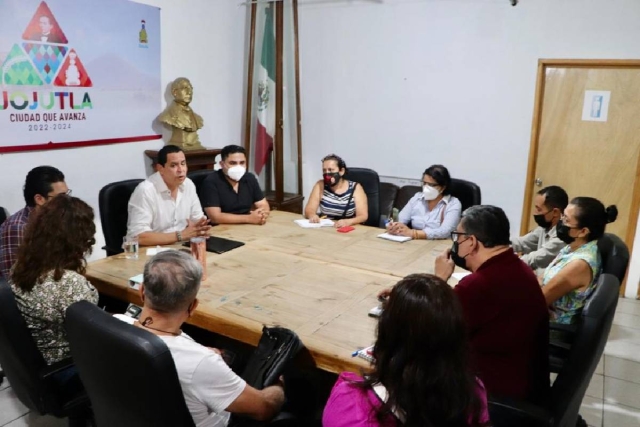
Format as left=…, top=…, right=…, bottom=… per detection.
left=227, top=165, right=246, bottom=181
left=422, top=185, right=440, bottom=201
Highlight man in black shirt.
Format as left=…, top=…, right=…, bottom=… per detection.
left=200, top=145, right=270, bottom=225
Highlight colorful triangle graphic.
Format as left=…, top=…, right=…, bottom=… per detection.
left=1, top=44, right=44, bottom=86
left=22, top=1, right=69, bottom=45
left=22, top=43, right=67, bottom=84
left=54, top=49, right=92, bottom=87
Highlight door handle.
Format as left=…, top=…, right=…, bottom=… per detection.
left=535, top=178, right=543, bottom=187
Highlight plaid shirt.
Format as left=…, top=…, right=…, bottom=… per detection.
left=0, top=206, right=32, bottom=280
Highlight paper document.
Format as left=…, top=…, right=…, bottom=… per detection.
left=294, top=219, right=334, bottom=228
left=146, top=247, right=174, bottom=256
left=377, top=233, right=412, bottom=243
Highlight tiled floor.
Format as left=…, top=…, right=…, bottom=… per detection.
left=1, top=297, right=639, bottom=426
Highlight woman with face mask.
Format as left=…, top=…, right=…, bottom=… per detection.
left=540, top=197, right=618, bottom=324
left=387, top=164, right=462, bottom=240
left=304, top=154, right=369, bottom=228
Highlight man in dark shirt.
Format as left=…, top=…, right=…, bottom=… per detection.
left=435, top=205, right=549, bottom=403
left=200, top=145, right=270, bottom=225
left=0, top=166, right=69, bottom=280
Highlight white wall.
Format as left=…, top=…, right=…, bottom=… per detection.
left=0, top=0, right=246, bottom=261
left=296, top=0, right=640, bottom=297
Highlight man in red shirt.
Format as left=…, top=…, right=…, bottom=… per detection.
left=435, top=205, right=549, bottom=403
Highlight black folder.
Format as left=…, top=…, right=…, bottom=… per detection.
left=182, top=236, right=245, bottom=254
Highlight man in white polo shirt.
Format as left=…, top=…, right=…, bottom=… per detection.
left=127, top=145, right=210, bottom=246
left=115, top=251, right=285, bottom=426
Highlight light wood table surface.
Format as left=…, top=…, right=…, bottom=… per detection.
left=86, top=211, right=455, bottom=374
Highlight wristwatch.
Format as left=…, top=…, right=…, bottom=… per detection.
left=176, top=230, right=182, bottom=242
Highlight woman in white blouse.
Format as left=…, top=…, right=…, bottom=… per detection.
left=387, top=164, right=462, bottom=240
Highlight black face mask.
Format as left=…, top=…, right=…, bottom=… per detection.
left=450, top=238, right=471, bottom=271
left=533, top=211, right=553, bottom=229
left=323, top=172, right=341, bottom=187
left=556, top=221, right=577, bottom=244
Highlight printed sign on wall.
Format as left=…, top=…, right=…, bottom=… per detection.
left=0, top=0, right=161, bottom=153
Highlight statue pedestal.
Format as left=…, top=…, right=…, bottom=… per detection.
left=145, top=148, right=222, bottom=171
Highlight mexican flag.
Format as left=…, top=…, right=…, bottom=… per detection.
left=254, top=4, right=275, bottom=175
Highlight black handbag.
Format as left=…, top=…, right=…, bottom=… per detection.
left=241, top=326, right=304, bottom=390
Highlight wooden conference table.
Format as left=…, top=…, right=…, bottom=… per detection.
left=86, top=211, right=455, bottom=374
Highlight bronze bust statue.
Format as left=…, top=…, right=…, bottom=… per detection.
left=157, top=77, right=205, bottom=150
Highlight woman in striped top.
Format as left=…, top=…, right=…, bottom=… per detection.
left=304, top=154, right=368, bottom=228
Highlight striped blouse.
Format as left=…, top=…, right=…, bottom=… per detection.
left=320, top=181, right=357, bottom=219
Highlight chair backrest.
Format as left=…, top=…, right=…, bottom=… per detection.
left=393, top=185, right=420, bottom=212
left=187, top=169, right=214, bottom=201
left=343, top=167, right=380, bottom=227
left=550, top=273, right=619, bottom=427
left=99, top=179, right=143, bottom=256
left=448, top=178, right=481, bottom=212
left=0, top=206, right=8, bottom=225
left=379, top=183, right=399, bottom=226
left=0, top=279, right=58, bottom=414
left=66, top=301, right=195, bottom=427
left=597, top=233, right=630, bottom=283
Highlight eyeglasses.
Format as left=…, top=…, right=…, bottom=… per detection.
left=422, top=182, right=440, bottom=188
left=46, top=189, right=72, bottom=199
left=450, top=231, right=471, bottom=242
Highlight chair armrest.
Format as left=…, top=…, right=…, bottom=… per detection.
left=488, top=396, right=552, bottom=427
left=549, top=322, right=577, bottom=334
left=41, top=357, right=75, bottom=379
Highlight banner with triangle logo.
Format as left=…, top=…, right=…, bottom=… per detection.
left=1, top=43, right=44, bottom=86
left=54, top=49, right=92, bottom=87
left=22, top=1, right=68, bottom=45
left=22, top=43, right=67, bottom=84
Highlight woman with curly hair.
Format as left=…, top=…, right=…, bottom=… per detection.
left=10, top=194, right=98, bottom=366
left=323, top=274, right=489, bottom=427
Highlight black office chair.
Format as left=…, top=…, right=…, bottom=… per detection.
left=598, top=233, right=630, bottom=283
left=448, top=178, right=481, bottom=211
left=394, top=178, right=481, bottom=214
left=0, top=279, right=91, bottom=426
left=489, top=273, right=620, bottom=427
left=187, top=169, right=215, bottom=201
left=66, top=301, right=196, bottom=427
left=344, top=168, right=380, bottom=227
left=548, top=233, right=629, bottom=373
left=0, top=206, right=7, bottom=385
left=66, top=301, right=299, bottom=427
left=0, top=206, right=8, bottom=225
left=98, top=179, right=143, bottom=256
left=378, top=183, right=399, bottom=227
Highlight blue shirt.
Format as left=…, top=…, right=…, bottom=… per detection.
left=397, top=193, right=462, bottom=240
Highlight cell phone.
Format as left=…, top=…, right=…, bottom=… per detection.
left=125, top=303, right=142, bottom=319
left=368, top=305, right=383, bottom=318
left=337, top=226, right=355, bottom=233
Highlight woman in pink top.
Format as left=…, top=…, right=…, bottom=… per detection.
left=323, top=274, right=490, bottom=427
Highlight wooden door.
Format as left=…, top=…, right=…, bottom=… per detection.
left=521, top=60, right=640, bottom=295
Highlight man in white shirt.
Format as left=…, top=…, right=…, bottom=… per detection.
left=127, top=145, right=211, bottom=246
left=115, top=251, right=285, bottom=426
left=512, top=185, right=568, bottom=274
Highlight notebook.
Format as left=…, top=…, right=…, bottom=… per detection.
left=182, top=236, right=245, bottom=254
left=377, top=233, right=412, bottom=243
left=293, top=219, right=334, bottom=228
